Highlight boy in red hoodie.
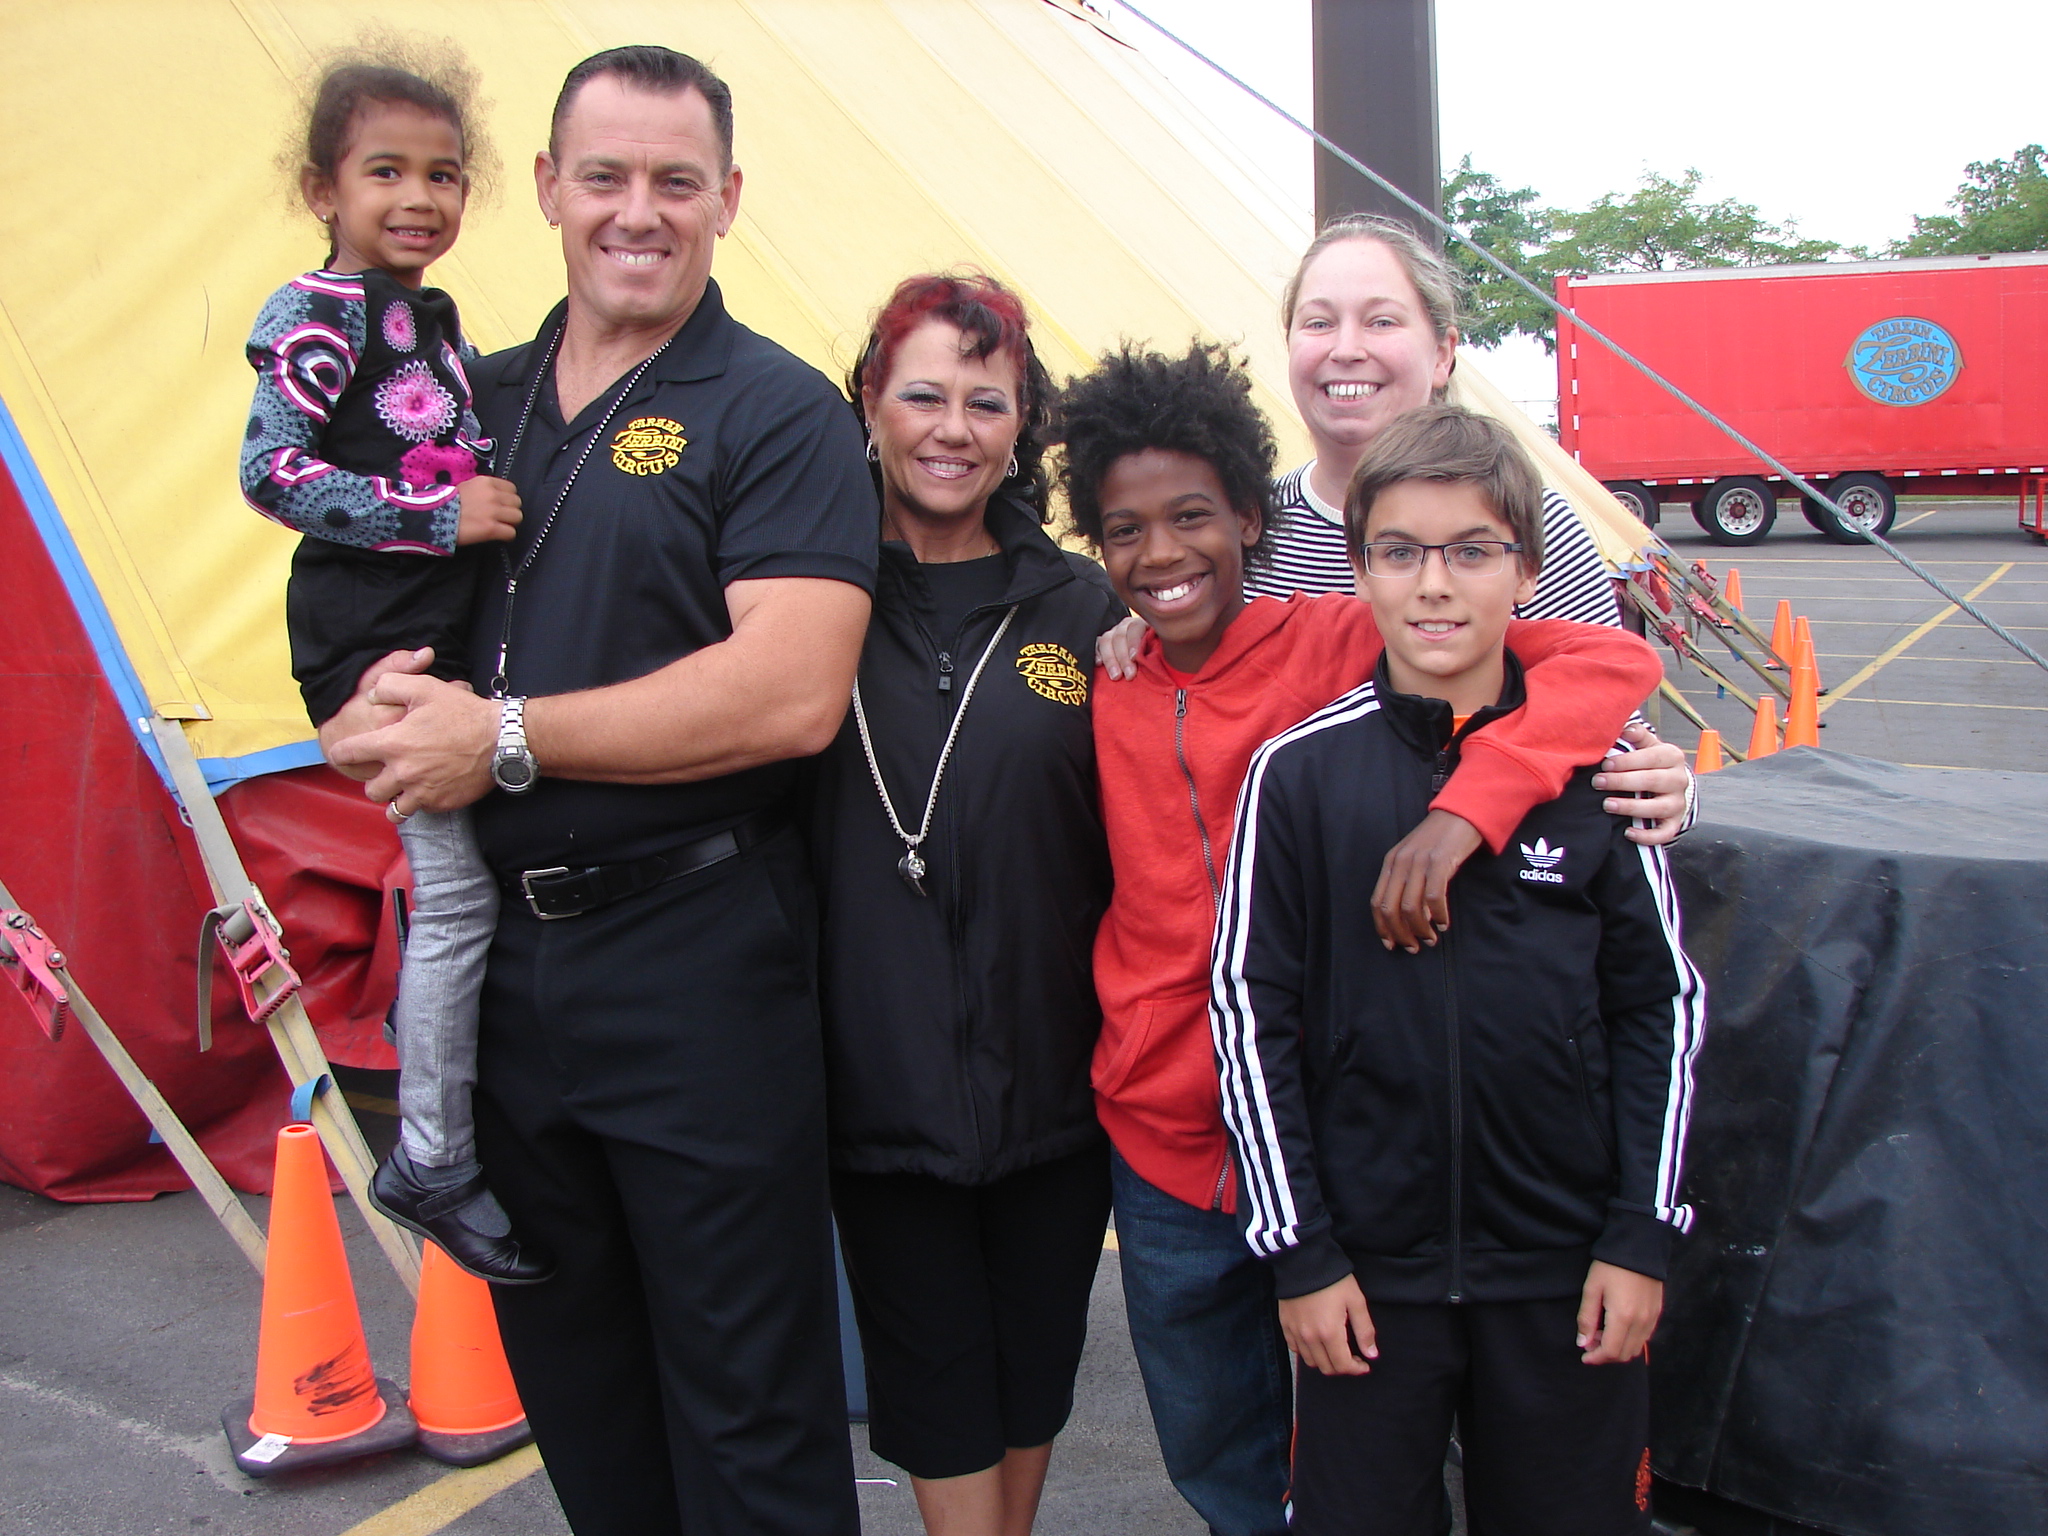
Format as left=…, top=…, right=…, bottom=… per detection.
left=1058, top=343, right=1683, bottom=1536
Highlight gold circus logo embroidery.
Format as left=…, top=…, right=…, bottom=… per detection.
left=611, top=416, right=687, bottom=476
left=1016, top=642, right=1087, bottom=706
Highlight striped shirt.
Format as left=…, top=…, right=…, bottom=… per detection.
left=1248, top=462, right=1622, bottom=628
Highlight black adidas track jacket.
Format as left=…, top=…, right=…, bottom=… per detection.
left=1211, top=653, right=1707, bottom=1303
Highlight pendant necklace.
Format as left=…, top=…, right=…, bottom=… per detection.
left=852, top=606, right=1018, bottom=895
left=486, top=321, right=676, bottom=698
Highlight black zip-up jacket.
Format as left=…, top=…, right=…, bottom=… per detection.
left=1213, top=653, right=1707, bottom=1302
left=811, top=496, right=1124, bottom=1183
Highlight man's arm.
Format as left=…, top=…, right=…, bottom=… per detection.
left=328, top=576, right=872, bottom=813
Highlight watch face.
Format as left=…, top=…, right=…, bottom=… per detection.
left=494, top=754, right=536, bottom=791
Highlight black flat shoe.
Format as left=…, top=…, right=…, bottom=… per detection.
left=369, top=1156, right=555, bottom=1285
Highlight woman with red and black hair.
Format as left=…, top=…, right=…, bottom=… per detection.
left=809, top=272, right=1125, bottom=1536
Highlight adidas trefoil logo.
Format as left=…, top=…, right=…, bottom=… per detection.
left=1518, top=836, right=1566, bottom=884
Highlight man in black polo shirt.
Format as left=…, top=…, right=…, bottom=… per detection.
left=329, top=47, right=873, bottom=1536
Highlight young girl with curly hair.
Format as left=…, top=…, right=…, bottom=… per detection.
left=240, top=48, right=546, bottom=1284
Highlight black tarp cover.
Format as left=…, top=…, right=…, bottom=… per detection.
left=1659, top=749, right=2048, bottom=1536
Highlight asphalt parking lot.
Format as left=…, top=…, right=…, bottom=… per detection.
left=1649, top=496, right=2048, bottom=770
left=6, top=495, right=2041, bottom=1536
left=0, top=1123, right=1197, bottom=1536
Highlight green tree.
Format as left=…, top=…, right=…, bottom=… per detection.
left=1441, top=155, right=1555, bottom=349
left=1543, top=168, right=1841, bottom=276
left=1890, top=145, right=2048, bottom=256
left=1439, top=165, right=1845, bottom=353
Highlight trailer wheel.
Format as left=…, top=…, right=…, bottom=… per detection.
left=1694, top=477, right=1778, bottom=545
left=1812, top=473, right=1896, bottom=544
left=1604, top=481, right=1661, bottom=525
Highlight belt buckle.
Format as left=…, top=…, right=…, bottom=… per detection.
left=519, top=866, right=575, bottom=921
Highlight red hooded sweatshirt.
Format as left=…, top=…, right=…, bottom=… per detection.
left=1091, top=593, right=1663, bottom=1213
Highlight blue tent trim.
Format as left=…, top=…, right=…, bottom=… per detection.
left=199, top=739, right=326, bottom=795
left=0, top=389, right=174, bottom=791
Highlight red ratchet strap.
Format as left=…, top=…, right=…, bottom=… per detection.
left=0, top=909, right=73, bottom=1041
left=197, top=898, right=302, bottom=1052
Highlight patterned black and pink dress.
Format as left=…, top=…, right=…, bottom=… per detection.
left=241, top=266, right=491, bottom=726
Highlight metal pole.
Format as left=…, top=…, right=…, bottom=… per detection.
left=1313, top=0, right=1440, bottom=237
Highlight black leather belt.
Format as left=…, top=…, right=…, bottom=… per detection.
left=510, top=814, right=778, bottom=920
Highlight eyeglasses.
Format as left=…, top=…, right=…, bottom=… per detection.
left=1358, top=540, right=1523, bottom=579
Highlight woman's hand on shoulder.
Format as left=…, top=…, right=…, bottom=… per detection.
left=1096, top=615, right=1149, bottom=680
left=1594, top=723, right=1692, bottom=845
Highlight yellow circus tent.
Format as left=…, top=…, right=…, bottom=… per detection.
left=0, top=0, right=1647, bottom=791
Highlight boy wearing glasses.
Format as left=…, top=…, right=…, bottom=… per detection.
left=1213, top=405, right=1705, bottom=1536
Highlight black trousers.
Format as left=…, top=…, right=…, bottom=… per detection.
left=1291, top=1298, right=1651, bottom=1536
left=831, top=1145, right=1111, bottom=1480
left=473, top=828, right=857, bottom=1536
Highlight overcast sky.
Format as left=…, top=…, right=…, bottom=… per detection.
left=1114, top=0, right=2048, bottom=410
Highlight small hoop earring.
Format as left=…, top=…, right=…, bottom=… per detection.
left=1005, top=455, right=1019, bottom=480
left=866, top=437, right=880, bottom=464
left=547, top=218, right=559, bottom=229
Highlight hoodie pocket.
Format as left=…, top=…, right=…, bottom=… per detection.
left=1094, top=988, right=1218, bottom=1117
left=1094, top=997, right=1162, bottom=1098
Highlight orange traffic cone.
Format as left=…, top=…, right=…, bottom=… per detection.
left=1766, top=599, right=1794, bottom=669
left=1748, top=695, right=1780, bottom=759
left=1785, top=661, right=1821, bottom=748
left=410, top=1243, right=534, bottom=1466
left=224, top=1125, right=415, bottom=1476
left=1695, top=728, right=1724, bottom=773
left=1793, top=615, right=1824, bottom=691
left=1723, top=568, right=1746, bottom=612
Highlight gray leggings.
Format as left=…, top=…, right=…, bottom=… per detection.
left=391, top=808, right=498, bottom=1168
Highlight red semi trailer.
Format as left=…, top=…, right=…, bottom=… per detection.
left=1555, top=251, right=2048, bottom=545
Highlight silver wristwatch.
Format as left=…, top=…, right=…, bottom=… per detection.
left=490, top=697, right=539, bottom=794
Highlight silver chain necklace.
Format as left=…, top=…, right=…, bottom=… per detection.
left=852, top=606, right=1018, bottom=895
left=487, top=322, right=676, bottom=698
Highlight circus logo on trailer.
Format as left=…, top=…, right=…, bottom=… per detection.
left=1844, top=316, right=1962, bottom=406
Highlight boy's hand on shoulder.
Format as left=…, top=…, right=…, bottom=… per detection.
left=1279, top=1275, right=1378, bottom=1376
left=1577, top=1260, right=1664, bottom=1364
left=1373, top=810, right=1482, bottom=952
left=455, top=476, right=523, bottom=546
left=1593, top=723, right=1691, bottom=845
left=1095, top=615, right=1149, bottom=681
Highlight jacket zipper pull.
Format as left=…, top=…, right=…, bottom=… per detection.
left=1432, top=748, right=1450, bottom=793
left=1176, top=689, right=1188, bottom=719
left=938, top=652, right=954, bottom=692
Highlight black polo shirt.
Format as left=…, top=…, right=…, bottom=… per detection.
left=465, top=279, right=878, bottom=876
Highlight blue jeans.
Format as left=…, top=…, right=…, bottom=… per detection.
left=1111, top=1148, right=1292, bottom=1536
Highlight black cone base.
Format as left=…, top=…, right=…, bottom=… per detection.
left=416, top=1416, right=534, bottom=1467
left=224, top=1378, right=417, bottom=1477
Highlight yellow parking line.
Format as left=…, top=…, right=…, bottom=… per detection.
left=1892, top=507, right=1945, bottom=529
left=1822, top=696, right=2047, bottom=711
left=334, top=1445, right=543, bottom=1536
left=1811, top=620, right=2047, bottom=629
left=1786, top=594, right=2041, bottom=605
left=1818, top=565, right=2015, bottom=714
